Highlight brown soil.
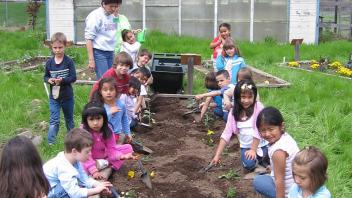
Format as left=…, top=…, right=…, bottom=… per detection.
left=110, top=97, right=258, bottom=197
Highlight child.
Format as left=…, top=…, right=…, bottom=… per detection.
left=85, top=0, right=123, bottom=79
left=93, top=77, right=132, bottom=144
left=119, top=76, right=141, bottom=128
left=121, top=29, right=141, bottom=65
left=211, top=80, right=269, bottom=172
left=0, top=136, right=50, bottom=198
left=210, top=22, right=231, bottom=72
left=216, top=38, right=246, bottom=84
left=253, top=107, right=299, bottom=198
left=289, top=146, right=331, bottom=198
left=223, top=67, right=258, bottom=110
left=90, top=51, right=132, bottom=99
left=81, top=101, right=136, bottom=180
left=43, top=128, right=112, bottom=197
left=195, top=70, right=234, bottom=122
left=129, top=49, right=153, bottom=85
left=130, top=67, right=152, bottom=115
left=197, top=71, right=222, bottom=122
left=44, top=32, right=77, bottom=145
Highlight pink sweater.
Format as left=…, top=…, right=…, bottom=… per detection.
left=83, top=130, right=122, bottom=175
left=220, top=101, right=264, bottom=143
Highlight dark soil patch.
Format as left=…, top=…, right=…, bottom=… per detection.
left=111, top=97, right=258, bottom=197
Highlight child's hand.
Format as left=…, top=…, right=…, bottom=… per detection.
left=125, top=135, right=132, bottom=143
left=195, top=94, right=203, bottom=101
left=224, top=101, right=232, bottom=111
left=110, top=106, right=121, bottom=114
left=93, top=171, right=107, bottom=180
left=211, top=155, right=221, bottom=165
left=54, top=77, right=63, bottom=85
left=119, top=153, right=135, bottom=160
left=48, top=78, right=56, bottom=85
left=95, top=181, right=112, bottom=193
left=245, top=149, right=257, bottom=160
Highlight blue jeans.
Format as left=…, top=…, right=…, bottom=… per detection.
left=213, top=107, right=229, bottom=122
left=93, top=48, right=114, bottom=79
left=48, top=184, right=70, bottom=198
left=47, top=97, right=74, bottom=144
left=240, top=146, right=268, bottom=171
left=253, top=174, right=276, bottom=198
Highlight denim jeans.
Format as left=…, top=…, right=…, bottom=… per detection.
left=93, top=48, right=114, bottom=79
left=48, top=183, right=70, bottom=198
left=47, top=97, right=74, bottom=144
left=253, top=174, right=276, bottom=198
left=213, top=107, right=229, bottom=122
left=240, top=146, right=268, bottom=171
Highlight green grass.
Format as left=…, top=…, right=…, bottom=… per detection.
left=0, top=29, right=351, bottom=197
left=0, top=1, right=46, bottom=30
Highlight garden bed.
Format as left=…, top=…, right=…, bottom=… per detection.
left=280, top=60, right=352, bottom=80
left=111, top=97, right=258, bottom=197
left=195, top=65, right=290, bottom=88
left=0, top=56, right=49, bottom=72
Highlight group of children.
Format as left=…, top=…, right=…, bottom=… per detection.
left=195, top=22, right=331, bottom=197
left=3, top=30, right=153, bottom=197
left=0, top=19, right=332, bottom=197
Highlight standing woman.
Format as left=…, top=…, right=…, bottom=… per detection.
left=85, top=0, right=126, bottom=79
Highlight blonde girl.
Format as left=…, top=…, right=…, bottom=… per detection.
left=289, top=146, right=331, bottom=198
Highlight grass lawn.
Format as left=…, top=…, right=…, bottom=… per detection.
left=0, top=28, right=351, bottom=197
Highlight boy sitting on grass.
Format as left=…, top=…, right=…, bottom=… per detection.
left=43, top=128, right=112, bottom=198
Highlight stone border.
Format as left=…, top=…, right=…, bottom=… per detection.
left=194, top=65, right=291, bottom=88
left=278, top=62, right=352, bottom=80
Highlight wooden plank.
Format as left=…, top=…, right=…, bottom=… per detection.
left=152, top=94, right=195, bottom=99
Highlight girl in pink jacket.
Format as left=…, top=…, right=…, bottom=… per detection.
left=211, top=79, right=269, bottom=171
left=81, top=101, right=136, bottom=180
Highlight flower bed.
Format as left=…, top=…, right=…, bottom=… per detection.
left=286, top=59, right=352, bottom=78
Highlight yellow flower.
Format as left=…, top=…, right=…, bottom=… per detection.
left=288, top=61, right=299, bottom=67
left=328, top=61, right=343, bottom=69
left=127, top=170, right=135, bottom=178
left=310, top=63, right=320, bottom=70
left=337, top=67, right=352, bottom=77
left=311, top=59, right=318, bottom=64
left=207, top=129, right=214, bottom=136
left=150, top=171, right=156, bottom=178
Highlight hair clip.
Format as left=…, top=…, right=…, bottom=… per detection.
left=241, top=84, right=253, bottom=90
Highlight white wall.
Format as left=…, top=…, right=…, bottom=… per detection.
left=289, top=0, right=319, bottom=44
left=47, top=0, right=74, bottom=42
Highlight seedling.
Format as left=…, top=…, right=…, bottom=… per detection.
left=226, top=187, right=236, bottom=198
left=218, top=169, right=240, bottom=180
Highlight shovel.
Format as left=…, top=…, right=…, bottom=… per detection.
left=130, top=140, right=153, bottom=155
left=199, top=162, right=215, bottom=173
left=137, top=159, right=153, bottom=189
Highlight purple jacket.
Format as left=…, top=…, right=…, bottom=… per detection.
left=221, top=101, right=264, bottom=143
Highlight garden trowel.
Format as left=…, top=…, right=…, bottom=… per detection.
left=199, top=162, right=215, bottom=173
left=137, top=159, right=153, bottom=189
left=130, top=140, right=153, bottom=155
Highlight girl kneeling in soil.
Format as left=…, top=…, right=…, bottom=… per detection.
left=81, top=101, right=137, bottom=180
left=211, top=79, right=269, bottom=171
left=253, top=107, right=299, bottom=198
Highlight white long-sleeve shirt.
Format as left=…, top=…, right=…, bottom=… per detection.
left=85, top=7, right=117, bottom=52
left=43, top=152, right=98, bottom=198
left=121, top=41, right=141, bottom=63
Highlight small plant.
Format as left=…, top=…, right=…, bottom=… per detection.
left=218, top=169, right=240, bottom=180
left=26, top=0, right=42, bottom=30
left=226, top=187, right=236, bottom=198
left=121, top=190, right=136, bottom=198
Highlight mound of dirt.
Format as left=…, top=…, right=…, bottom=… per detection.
left=111, top=98, right=258, bottom=197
